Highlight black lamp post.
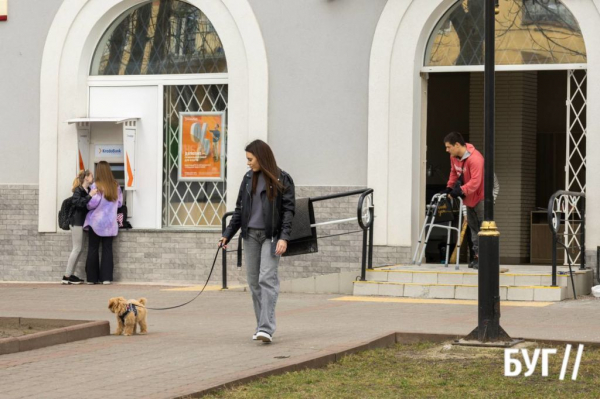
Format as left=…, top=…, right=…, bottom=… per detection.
left=462, top=0, right=518, bottom=345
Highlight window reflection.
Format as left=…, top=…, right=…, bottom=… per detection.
left=91, top=0, right=227, bottom=75
left=425, top=0, right=586, bottom=66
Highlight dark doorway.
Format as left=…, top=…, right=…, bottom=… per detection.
left=425, top=71, right=583, bottom=265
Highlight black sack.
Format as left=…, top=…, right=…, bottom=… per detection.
left=434, top=172, right=463, bottom=223
left=283, top=197, right=318, bottom=257
left=58, top=197, right=74, bottom=230
left=117, top=205, right=132, bottom=229
left=434, top=197, right=455, bottom=223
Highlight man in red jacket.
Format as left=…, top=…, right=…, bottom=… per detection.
left=441, top=132, right=484, bottom=269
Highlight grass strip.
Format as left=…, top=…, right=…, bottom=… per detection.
left=201, top=342, right=600, bottom=398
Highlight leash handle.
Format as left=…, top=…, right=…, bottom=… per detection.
left=142, top=245, right=222, bottom=311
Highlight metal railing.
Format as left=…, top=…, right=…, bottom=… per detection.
left=547, top=190, right=585, bottom=298
left=220, top=188, right=375, bottom=288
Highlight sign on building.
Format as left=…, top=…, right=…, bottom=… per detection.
left=95, top=145, right=124, bottom=158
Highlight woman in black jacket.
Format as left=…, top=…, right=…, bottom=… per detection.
left=220, top=140, right=295, bottom=343
left=62, top=170, right=97, bottom=284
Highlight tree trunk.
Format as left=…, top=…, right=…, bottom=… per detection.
left=449, top=0, right=485, bottom=66
left=148, top=0, right=174, bottom=74
left=125, top=5, right=152, bottom=75
left=104, top=16, right=130, bottom=74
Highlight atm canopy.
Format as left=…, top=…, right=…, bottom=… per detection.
left=68, top=117, right=139, bottom=190
left=67, top=117, right=139, bottom=124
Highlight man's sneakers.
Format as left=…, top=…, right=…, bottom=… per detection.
left=252, top=333, right=258, bottom=341
left=467, top=259, right=509, bottom=273
left=468, top=257, right=479, bottom=270
left=255, top=331, right=272, bottom=343
left=61, top=275, right=84, bottom=285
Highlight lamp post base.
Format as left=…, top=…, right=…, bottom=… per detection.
left=454, top=328, right=524, bottom=348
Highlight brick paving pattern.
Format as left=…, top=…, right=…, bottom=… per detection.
left=0, top=283, right=599, bottom=398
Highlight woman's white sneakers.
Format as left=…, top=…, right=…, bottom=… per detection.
left=255, top=331, right=272, bottom=343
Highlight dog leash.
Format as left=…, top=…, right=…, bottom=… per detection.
left=141, top=245, right=222, bottom=311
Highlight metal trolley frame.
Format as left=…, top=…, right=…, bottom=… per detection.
left=411, top=194, right=463, bottom=270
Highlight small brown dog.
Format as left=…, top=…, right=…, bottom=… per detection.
left=108, top=297, right=148, bottom=336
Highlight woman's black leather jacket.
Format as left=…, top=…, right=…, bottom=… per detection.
left=223, top=170, right=295, bottom=242
left=70, top=186, right=91, bottom=227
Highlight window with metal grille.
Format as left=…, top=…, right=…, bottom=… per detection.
left=163, top=85, right=228, bottom=228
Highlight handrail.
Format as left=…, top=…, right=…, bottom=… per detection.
left=220, top=188, right=375, bottom=288
left=357, top=189, right=375, bottom=280
left=547, top=190, right=585, bottom=298
left=311, top=188, right=372, bottom=203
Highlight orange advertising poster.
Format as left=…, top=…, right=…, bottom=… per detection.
left=178, top=112, right=225, bottom=181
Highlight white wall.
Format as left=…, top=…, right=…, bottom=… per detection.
left=4, top=0, right=599, bottom=253
left=581, top=1, right=600, bottom=260
left=247, top=0, right=387, bottom=186
left=0, top=0, right=63, bottom=183
left=369, top=0, right=457, bottom=247
left=4, top=0, right=387, bottom=188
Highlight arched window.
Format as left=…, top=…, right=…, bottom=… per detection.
left=90, top=1, right=230, bottom=229
left=425, top=0, right=586, bottom=66
left=91, top=0, right=227, bottom=75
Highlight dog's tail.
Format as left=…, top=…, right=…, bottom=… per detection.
left=138, top=297, right=147, bottom=305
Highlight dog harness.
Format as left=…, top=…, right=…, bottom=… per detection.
left=119, top=303, right=138, bottom=324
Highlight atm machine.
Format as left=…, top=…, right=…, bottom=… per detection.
left=68, top=117, right=138, bottom=218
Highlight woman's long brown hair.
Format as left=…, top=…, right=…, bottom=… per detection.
left=245, top=140, right=284, bottom=201
left=71, top=169, right=92, bottom=193
left=94, top=161, right=119, bottom=202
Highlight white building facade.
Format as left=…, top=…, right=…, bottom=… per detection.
left=0, top=0, right=597, bottom=283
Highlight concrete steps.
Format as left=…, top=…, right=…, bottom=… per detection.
left=352, top=265, right=593, bottom=302
left=353, top=281, right=566, bottom=301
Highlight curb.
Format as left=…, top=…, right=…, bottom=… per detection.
left=0, top=318, right=110, bottom=355
left=176, top=331, right=600, bottom=398
left=176, top=332, right=460, bottom=398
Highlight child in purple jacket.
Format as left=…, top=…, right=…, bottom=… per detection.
left=84, top=161, right=123, bottom=285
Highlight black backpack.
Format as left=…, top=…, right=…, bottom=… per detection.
left=58, top=197, right=74, bottom=230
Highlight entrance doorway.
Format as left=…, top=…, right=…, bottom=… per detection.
left=425, top=70, right=586, bottom=265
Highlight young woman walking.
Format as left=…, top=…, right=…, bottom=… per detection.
left=220, top=140, right=295, bottom=343
left=84, top=161, right=123, bottom=285
left=62, top=169, right=97, bottom=284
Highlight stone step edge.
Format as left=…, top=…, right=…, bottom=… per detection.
left=353, top=281, right=563, bottom=290
left=369, top=269, right=586, bottom=277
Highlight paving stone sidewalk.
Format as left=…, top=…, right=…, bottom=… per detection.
left=0, top=283, right=599, bottom=399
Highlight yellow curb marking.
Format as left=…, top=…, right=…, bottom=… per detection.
left=161, top=285, right=245, bottom=292
left=331, top=296, right=554, bottom=307
left=369, top=270, right=581, bottom=277
left=354, top=281, right=562, bottom=289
